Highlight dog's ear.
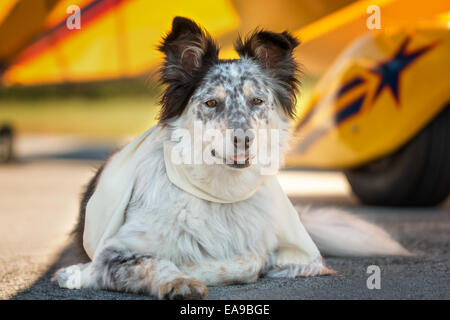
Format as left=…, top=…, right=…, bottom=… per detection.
left=235, top=30, right=299, bottom=69
left=158, top=17, right=219, bottom=121
left=159, top=16, right=218, bottom=76
left=235, top=30, right=301, bottom=118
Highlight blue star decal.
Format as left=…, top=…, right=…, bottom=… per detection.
left=370, top=37, right=437, bottom=105
left=295, top=36, right=439, bottom=154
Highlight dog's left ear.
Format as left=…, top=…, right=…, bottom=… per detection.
left=235, top=30, right=299, bottom=69
left=235, top=30, right=301, bottom=118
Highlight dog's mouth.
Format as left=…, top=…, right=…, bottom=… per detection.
left=211, top=149, right=251, bottom=169
left=228, top=154, right=250, bottom=169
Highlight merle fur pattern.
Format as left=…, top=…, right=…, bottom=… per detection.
left=54, top=17, right=335, bottom=300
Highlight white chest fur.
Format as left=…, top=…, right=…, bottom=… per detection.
left=111, top=140, right=279, bottom=268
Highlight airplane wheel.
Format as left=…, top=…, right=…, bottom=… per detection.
left=345, top=105, right=450, bottom=206
left=0, top=124, right=14, bottom=163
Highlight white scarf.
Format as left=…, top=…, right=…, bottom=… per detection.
left=83, top=125, right=322, bottom=268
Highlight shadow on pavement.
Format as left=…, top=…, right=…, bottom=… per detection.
left=12, top=239, right=153, bottom=300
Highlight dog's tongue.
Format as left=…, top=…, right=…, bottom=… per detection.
left=233, top=154, right=249, bottom=162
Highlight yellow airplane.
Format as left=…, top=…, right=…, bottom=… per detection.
left=286, top=24, right=450, bottom=206
left=0, top=0, right=449, bottom=206
left=282, top=0, right=450, bottom=206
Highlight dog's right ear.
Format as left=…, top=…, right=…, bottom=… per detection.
left=158, top=17, right=219, bottom=121
left=159, top=17, right=219, bottom=77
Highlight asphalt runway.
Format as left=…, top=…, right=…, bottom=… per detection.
left=1, top=135, right=449, bottom=300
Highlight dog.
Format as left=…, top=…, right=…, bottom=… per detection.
left=53, top=17, right=409, bottom=299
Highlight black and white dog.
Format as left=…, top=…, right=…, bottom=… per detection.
left=53, top=17, right=408, bottom=299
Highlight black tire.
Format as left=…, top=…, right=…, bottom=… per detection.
left=0, top=124, right=14, bottom=163
left=345, top=105, right=450, bottom=206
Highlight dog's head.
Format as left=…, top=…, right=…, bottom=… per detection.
left=158, top=17, right=300, bottom=175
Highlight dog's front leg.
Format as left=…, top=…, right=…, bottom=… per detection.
left=264, top=254, right=335, bottom=278
left=181, top=255, right=265, bottom=286
left=53, top=244, right=207, bottom=299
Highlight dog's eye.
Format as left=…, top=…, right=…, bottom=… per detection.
left=205, top=100, right=217, bottom=108
left=251, top=98, right=263, bottom=105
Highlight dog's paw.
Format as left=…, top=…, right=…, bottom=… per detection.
left=158, top=277, right=208, bottom=300
left=266, top=263, right=336, bottom=278
left=52, top=265, right=83, bottom=289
